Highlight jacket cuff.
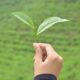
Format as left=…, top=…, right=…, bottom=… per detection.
left=34, top=74, right=57, bottom=80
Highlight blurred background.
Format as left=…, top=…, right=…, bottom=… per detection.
left=0, top=0, right=80, bottom=80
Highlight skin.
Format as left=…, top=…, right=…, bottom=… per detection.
left=33, top=43, right=63, bottom=79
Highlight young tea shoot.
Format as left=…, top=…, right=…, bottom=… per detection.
left=12, top=12, right=69, bottom=42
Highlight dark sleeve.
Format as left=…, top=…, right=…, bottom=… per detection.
left=34, top=74, right=57, bottom=80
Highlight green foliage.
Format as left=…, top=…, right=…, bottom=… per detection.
left=12, top=12, right=34, bottom=29
left=37, top=17, right=68, bottom=35
left=12, top=12, right=69, bottom=41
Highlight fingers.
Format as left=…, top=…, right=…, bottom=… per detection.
left=39, top=43, right=47, bottom=61
left=33, top=43, right=63, bottom=64
left=33, top=43, right=42, bottom=64
left=45, top=44, right=62, bottom=62
left=38, top=43, right=58, bottom=56
left=37, top=43, right=63, bottom=63
left=45, top=44, right=58, bottom=56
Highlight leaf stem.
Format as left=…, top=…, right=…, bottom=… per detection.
left=33, top=26, right=38, bottom=42
left=35, top=27, right=38, bottom=42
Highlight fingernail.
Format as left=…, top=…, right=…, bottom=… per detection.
left=33, top=43, right=38, bottom=48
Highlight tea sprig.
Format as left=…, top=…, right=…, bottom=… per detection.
left=12, top=12, right=69, bottom=42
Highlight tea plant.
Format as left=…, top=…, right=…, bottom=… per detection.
left=12, top=12, right=69, bottom=42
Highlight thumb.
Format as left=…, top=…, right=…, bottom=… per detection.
left=33, top=43, right=42, bottom=64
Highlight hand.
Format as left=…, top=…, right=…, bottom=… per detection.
left=33, top=43, right=63, bottom=79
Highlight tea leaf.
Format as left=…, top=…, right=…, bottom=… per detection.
left=12, top=12, right=34, bottom=29
left=37, top=17, right=69, bottom=35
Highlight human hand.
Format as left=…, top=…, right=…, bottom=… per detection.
left=33, top=43, right=63, bottom=79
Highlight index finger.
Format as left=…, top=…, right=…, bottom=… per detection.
left=38, top=43, right=58, bottom=56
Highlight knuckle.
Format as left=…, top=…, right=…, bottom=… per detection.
left=46, top=44, right=51, bottom=47
left=49, top=55, right=63, bottom=62
left=49, top=55, right=59, bottom=61
left=46, top=44, right=54, bottom=50
left=58, top=56, right=63, bottom=63
left=54, top=56, right=60, bottom=61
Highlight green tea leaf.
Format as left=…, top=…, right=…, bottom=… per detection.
left=12, top=12, right=34, bottom=29
left=37, top=17, right=69, bottom=35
